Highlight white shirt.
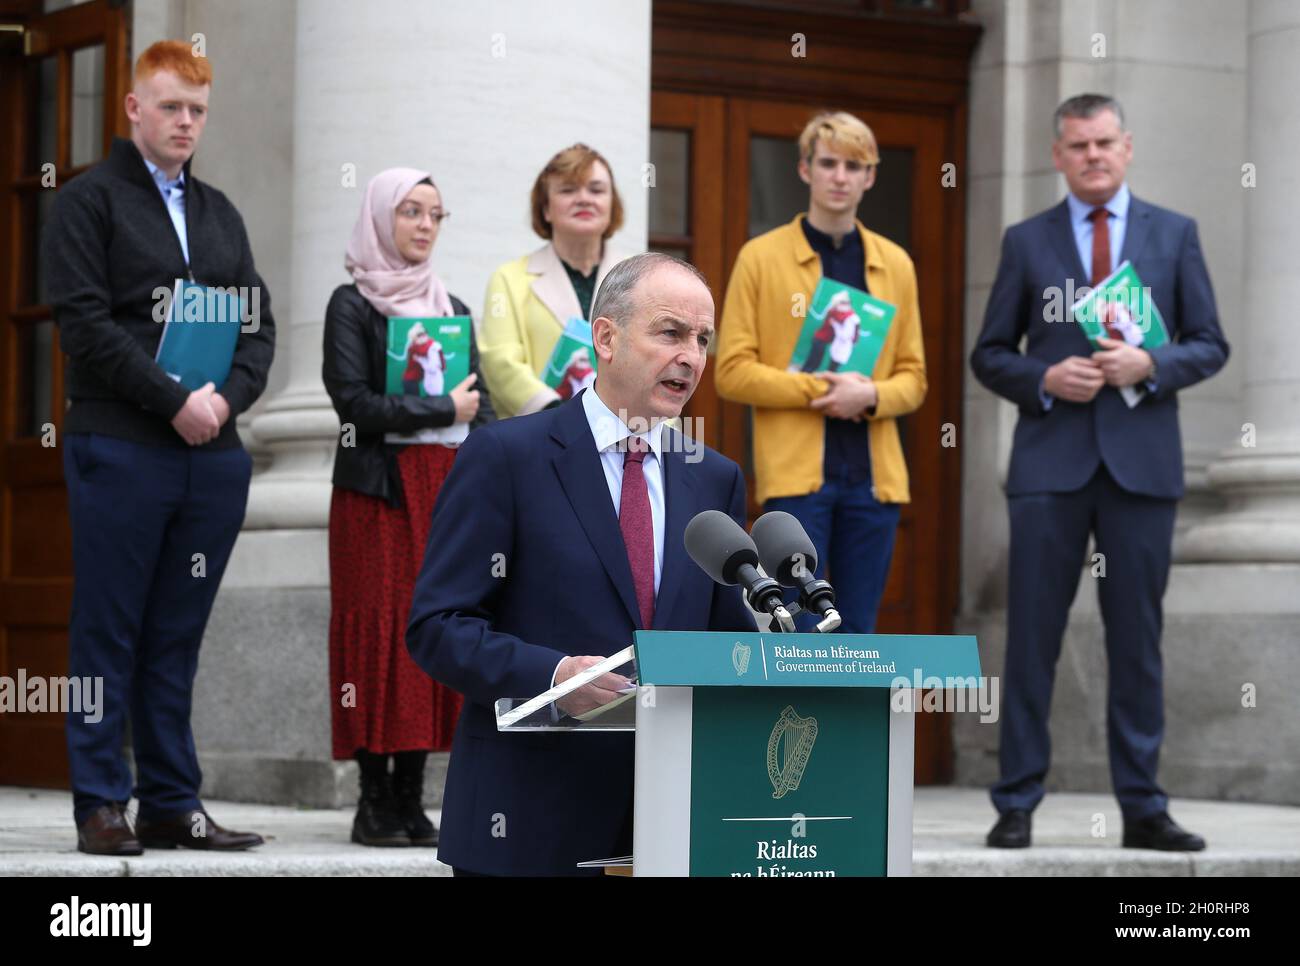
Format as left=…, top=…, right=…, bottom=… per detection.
left=549, top=387, right=668, bottom=696
left=581, top=385, right=666, bottom=595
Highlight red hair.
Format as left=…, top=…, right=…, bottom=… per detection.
left=134, top=40, right=212, bottom=87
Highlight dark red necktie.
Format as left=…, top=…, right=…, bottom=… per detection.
left=620, top=437, right=655, bottom=629
left=1089, top=207, right=1111, bottom=286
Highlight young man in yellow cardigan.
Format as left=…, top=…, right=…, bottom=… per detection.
left=716, top=112, right=926, bottom=633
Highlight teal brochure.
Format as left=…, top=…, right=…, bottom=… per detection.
left=154, top=279, right=242, bottom=390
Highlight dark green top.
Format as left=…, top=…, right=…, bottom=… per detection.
left=560, top=257, right=598, bottom=319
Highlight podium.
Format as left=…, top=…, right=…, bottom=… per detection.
left=496, top=629, right=980, bottom=877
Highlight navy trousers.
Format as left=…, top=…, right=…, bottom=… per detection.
left=764, top=469, right=900, bottom=634
left=993, top=464, right=1176, bottom=821
left=63, top=433, right=251, bottom=824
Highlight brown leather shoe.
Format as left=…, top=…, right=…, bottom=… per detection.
left=77, top=803, right=144, bottom=856
left=136, top=809, right=265, bottom=851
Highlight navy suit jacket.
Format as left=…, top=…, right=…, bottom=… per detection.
left=970, top=196, right=1229, bottom=499
left=406, top=391, right=757, bottom=875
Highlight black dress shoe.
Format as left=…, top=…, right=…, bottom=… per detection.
left=136, top=809, right=265, bottom=851
left=1123, top=812, right=1206, bottom=851
left=987, top=809, right=1032, bottom=848
left=77, top=804, right=143, bottom=856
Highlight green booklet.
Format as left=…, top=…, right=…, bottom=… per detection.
left=541, top=316, right=597, bottom=401
left=384, top=315, right=472, bottom=445
left=787, top=278, right=895, bottom=377
left=1071, top=260, right=1169, bottom=408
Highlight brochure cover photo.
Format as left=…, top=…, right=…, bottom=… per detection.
left=1072, top=261, right=1170, bottom=408
left=542, top=316, right=597, bottom=401
left=787, top=278, right=895, bottom=377
left=384, top=315, right=472, bottom=444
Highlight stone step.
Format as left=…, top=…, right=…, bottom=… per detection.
left=4, top=786, right=1296, bottom=877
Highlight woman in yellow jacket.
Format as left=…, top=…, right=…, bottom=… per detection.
left=480, top=144, right=627, bottom=416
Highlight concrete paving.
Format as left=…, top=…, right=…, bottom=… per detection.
left=3, top=785, right=1297, bottom=876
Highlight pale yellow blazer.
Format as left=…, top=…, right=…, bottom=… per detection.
left=479, top=242, right=623, bottom=417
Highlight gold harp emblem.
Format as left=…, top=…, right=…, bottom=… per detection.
left=732, top=642, right=751, bottom=676
left=767, top=705, right=818, bottom=799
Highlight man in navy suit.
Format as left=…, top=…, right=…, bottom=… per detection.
left=971, top=94, right=1228, bottom=851
left=406, top=252, right=757, bottom=876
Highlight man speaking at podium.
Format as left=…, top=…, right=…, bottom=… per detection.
left=407, top=252, right=757, bottom=876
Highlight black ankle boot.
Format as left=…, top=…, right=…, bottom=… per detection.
left=392, top=751, right=439, bottom=847
left=351, top=751, right=409, bottom=847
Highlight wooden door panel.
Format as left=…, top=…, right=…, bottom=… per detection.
left=0, top=0, right=128, bottom=787
left=651, top=84, right=967, bottom=783
left=0, top=625, right=70, bottom=785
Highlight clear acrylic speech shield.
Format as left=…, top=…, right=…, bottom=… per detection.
left=494, top=645, right=637, bottom=733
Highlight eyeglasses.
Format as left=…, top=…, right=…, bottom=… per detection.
left=396, top=206, right=450, bottom=225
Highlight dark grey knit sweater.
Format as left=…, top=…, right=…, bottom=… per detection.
left=41, top=137, right=276, bottom=449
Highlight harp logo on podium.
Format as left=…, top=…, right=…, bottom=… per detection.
left=731, top=642, right=752, bottom=676
left=767, top=705, right=819, bottom=799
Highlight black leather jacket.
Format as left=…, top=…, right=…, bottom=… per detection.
left=322, top=283, right=495, bottom=507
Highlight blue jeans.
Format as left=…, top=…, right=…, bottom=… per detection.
left=764, top=473, right=900, bottom=633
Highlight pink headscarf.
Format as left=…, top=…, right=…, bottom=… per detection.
left=345, top=167, right=454, bottom=318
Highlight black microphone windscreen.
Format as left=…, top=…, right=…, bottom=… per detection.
left=684, top=510, right=758, bottom=585
left=751, top=511, right=818, bottom=585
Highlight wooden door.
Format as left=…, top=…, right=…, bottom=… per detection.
left=0, top=0, right=130, bottom=786
left=651, top=1, right=977, bottom=783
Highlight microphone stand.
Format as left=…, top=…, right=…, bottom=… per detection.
left=770, top=602, right=797, bottom=633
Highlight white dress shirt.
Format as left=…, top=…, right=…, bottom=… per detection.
left=581, top=385, right=666, bottom=594
left=549, top=387, right=668, bottom=695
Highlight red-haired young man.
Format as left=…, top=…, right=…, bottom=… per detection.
left=43, top=40, right=275, bottom=855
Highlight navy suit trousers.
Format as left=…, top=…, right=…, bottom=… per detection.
left=62, top=433, right=251, bottom=824
left=993, top=464, right=1175, bottom=821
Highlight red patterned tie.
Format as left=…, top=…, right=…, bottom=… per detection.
left=1089, top=207, right=1111, bottom=286
left=620, top=437, right=655, bottom=629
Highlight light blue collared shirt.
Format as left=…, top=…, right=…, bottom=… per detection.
left=1041, top=183, right=1151, bottom=409
left=1066, top=182, right=1129, bottom=282
left=144, top=158, right=189, bottom=265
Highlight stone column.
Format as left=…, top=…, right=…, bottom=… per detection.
left=1181, top=1, right=1300, bottom=562
left=191, top=0, right=649, bottom=806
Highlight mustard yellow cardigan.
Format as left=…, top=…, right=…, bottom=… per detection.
left=715, top=215, right=927, bottom=505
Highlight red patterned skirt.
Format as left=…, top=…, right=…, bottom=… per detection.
left=329, top=444, right=463, bottom=759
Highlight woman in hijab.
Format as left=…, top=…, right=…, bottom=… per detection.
left=322, top=168, right=494, bottom=846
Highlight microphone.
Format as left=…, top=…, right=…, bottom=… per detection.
left=684, top=510, right=796, bottom=632
left=750, top=511, right=842, bottom=633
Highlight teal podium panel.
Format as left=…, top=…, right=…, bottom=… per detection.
left=634, top=630, right=982, bottom=688
left=688, top=687, right=890, bottom=877
left=631, top=630, right=981, bottom=877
